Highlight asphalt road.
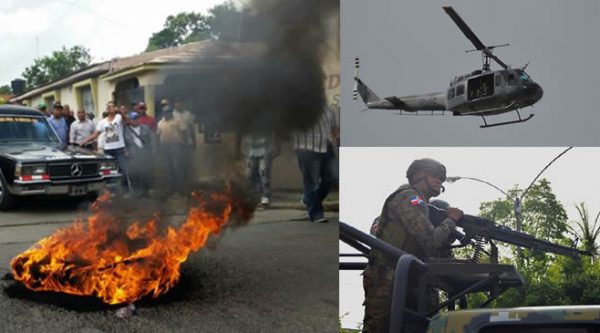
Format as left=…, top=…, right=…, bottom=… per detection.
left=0, top=196, right=338, bottom=333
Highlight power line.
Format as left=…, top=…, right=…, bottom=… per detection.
left=51, top=0, right=134, bottom=31
left=520, top=147, right=573, bottom=201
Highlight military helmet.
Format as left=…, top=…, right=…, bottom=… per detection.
left=406, top=158, right=447, bottom=183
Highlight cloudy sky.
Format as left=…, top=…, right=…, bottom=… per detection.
left=341, top=0, right=600, bottom=146
left=339, top=147, right=600, bottom=328
left=0, top=0, right=233, bottom=86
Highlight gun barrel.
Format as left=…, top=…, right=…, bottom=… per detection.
left=461, top=215, right=591, bottom=258
left=427, top=204, right=590, bottom=259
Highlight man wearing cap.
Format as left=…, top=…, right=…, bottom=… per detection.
left=37, top=103, right=49, bottom=117
left=124, top=111, right=154, bottom=197
left=362, top=158, right=463, bottom=333
left=48, top=102, right=68, bottom=143
left=160, top=98, right=170, bottom=108
left=135, top=102, right=156, bottom=131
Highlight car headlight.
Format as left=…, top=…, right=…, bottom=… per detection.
left=15, top=164, right=48, bottom=181
left=31, top=165, right=47, bottom=175
left=99, top=161, right=117, bottom=171
left=99, top=161, right=118, bottom=175
left=16, top=164, right=47, bottom=176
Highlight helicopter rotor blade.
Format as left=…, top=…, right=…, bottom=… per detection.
left=443, top=6, right=509, bottom=70
left=443, top=6, right=485, bottom=51
left=489, top=53, right=508, bottom=69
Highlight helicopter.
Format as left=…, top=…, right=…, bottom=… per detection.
left=353, top=6, right=544, bottom=128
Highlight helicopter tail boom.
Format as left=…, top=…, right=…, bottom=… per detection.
left=353, top=56, right=447, bottom=111
left=353, top=56, right=399, bottom=109
left=354, top=77, right=400, bottom=109
left=356, top=79, right=447, bottom=111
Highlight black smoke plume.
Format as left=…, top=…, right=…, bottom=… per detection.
left=159, top=0, right=339, bottom=138
left=215, top=0, right=339, bottom=137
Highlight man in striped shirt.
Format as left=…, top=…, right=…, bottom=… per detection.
left=293, top=106, right=339, bottom=223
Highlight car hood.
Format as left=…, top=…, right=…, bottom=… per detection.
left=0, top=142, right=111, bottom=163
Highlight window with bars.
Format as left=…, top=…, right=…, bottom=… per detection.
left=80, top=86, right=95, bottom=116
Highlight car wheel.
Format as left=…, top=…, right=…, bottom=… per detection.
left=0, top=172, right=16, bottom=210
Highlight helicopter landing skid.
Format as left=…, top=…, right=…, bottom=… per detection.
left=480, top=110, right=534, bottom=128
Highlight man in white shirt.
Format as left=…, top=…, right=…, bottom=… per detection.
left=69, top=109, right=95, bottom=149
left=81, top=101, right=130, bottom=191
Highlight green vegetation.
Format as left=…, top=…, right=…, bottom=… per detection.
left=0, top=85, right=11, bottom=95
left=145, top=1, right=241, bottom=51
left=22, top=45, right=91, bottom=89
left=463, top=179, right=600, bottom=307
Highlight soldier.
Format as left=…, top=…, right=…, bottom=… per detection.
left=362, top=158, right=463, bottom=333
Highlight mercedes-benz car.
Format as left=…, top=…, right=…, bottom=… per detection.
left=0, top=104, right=121, bottom=210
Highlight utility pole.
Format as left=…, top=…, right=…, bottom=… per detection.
left=448, top=147, right=573, bottom=267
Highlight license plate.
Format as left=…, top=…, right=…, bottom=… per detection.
left=69, top=185, right=87, bottom=196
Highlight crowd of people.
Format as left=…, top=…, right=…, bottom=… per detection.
left=35, top=99, right=340, bottom=221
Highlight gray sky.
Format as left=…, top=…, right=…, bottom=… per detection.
left=341, top=0, right=600, bottom=146
left=339, top=147, right=600, bottom=328
left=0, top=0, right=232, bottom=87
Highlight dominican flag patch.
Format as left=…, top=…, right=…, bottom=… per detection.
left=409, top=196, right=425, bottom=206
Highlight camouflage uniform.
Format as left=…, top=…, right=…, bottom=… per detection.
left=362, top=184, right=457, bottom=333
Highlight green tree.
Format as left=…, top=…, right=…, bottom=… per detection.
left=465, top=179, right=600, bottom=308
left=479, top=179, right=568, bottom=241
left=145, top=1, right=241, bottom=51
left=0, top=85, right=11, bottom=95
left=479, top=179, right=568, bottom=272
left=206, top=1, right=243, bottom=40
left=22, top=45, right=91, bottom=89
left=569, top=202, right=600, bottom=256
left=146, top=12, right=210, bottom=51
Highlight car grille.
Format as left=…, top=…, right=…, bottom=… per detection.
left=48, top=163, right=99, bottom=179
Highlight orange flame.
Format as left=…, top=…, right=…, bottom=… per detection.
left=11, top=187, right=249, bottom=305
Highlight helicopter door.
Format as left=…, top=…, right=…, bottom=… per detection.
left=508, top=72, right=517, bottom=85
left=467, top=73, right=495, bottom=101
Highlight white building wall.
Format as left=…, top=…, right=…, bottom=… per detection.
left=96, top=78, right=114, bottom=117
left=58, top=86, right=75, bottom=108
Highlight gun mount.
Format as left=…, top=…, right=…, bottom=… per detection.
left=340, top=222, right=525, bottom=333
left=339, top=214, right=592, bottom=333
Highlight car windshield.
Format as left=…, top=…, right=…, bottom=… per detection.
left=0, top=115, right=60, bottom=143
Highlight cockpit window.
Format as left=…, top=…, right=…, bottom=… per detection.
left=516, top=70, right=531, bottom=82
